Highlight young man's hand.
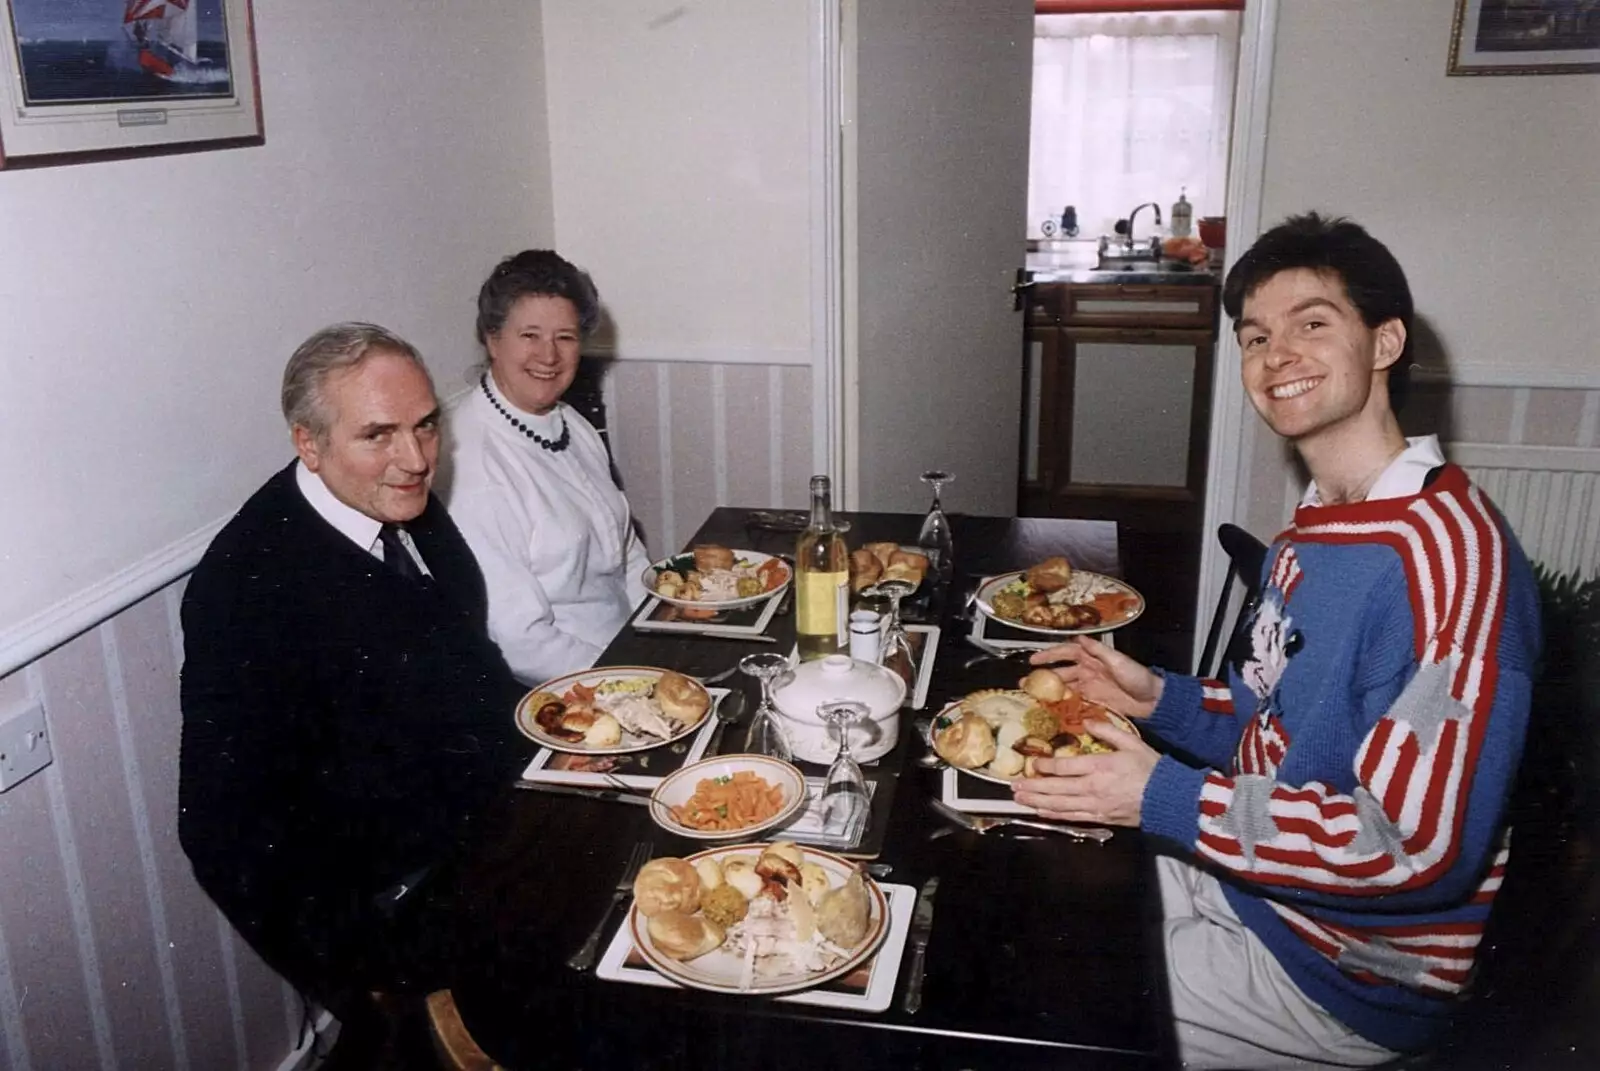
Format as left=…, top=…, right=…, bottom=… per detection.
left=1012, top=717, right=1158, bottom=826
left=1027, top=636, right=1164, bottom=719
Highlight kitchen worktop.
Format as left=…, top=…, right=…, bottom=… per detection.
left=1025, top=250, right=1219, bottom=287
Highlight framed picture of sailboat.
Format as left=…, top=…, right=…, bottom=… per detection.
left=0, top=0, right=262, bottom=168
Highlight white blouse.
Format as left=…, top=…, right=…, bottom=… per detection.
left=443, top=375, right=651, bottom=685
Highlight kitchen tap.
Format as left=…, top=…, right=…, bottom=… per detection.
left=1126, top=202, right=1163, bottom=248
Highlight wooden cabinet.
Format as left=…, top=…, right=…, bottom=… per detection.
left=1019, top=282, right=1217, bottom=537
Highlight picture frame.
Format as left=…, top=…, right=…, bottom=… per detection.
left=0, top=0, right=262, bottom=169
left=1449, top=0, right=1600, bottom=76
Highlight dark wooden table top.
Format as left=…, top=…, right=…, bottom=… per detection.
left=447, top=508, right=1176, bottom=1069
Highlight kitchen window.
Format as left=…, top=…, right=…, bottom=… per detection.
left=1027, top=7, right=1240, bottom=241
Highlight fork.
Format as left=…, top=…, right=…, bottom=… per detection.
left=961, top=813, right=1113, bottom=843
left=567, top=840, right=653, bottom=971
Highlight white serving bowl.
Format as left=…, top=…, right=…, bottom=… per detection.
left=647, top=754, right=808, bottom=841
left=770, top=654, right=907, bottom=764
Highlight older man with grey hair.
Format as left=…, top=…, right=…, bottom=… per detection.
left=178, top=323, right=530, bottom=1064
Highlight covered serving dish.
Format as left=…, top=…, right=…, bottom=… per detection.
left=770, top=654, right=906, bottom=763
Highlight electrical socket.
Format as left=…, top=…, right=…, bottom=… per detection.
left=0, top=698, right=53, bottom=791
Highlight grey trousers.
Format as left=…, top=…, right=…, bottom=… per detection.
left=1159, top=855, right=1402, bottom=1070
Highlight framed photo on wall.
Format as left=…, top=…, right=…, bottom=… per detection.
left=1449, top=0, right=1600, bottom=75
left=0, top=0, right=262, bottom=168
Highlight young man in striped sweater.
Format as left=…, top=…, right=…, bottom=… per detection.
left=1015, top=214, right=1541, bottom=1068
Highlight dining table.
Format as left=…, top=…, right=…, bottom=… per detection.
left=442, top=507, right=1180, bottom=1069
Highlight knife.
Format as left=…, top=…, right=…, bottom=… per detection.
left=902, top=876, right=940, bottom=1014
left=516, top=782, right=650, bottom=806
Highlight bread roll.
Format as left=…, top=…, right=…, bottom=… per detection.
left=655, top=671, right=709, bottom=724
left=933, top=713, right=996, bottom=769
left=584, top=712, right=623, bottom=747
left=722, top=858, right=764, bottom=900
left=1025, top=556, right=1073, bottom=593
left=849, top=548, right=882, bottom=592
left=694, top=856, right=725, bottom=891
left=647, top=911, right=725, bottom=960
left=633, top=858, right=702, bottom=917
left=764, top=841, right=804, bottom=868
left=693, top=544, right=735, bottom=572
left=881, top=562, right=923, bottom=587
left=865, top=542, right=900, bottom=568
left=887, top=550, right=929, bottom=573
left=1020, top=668, right=1067, bottom=702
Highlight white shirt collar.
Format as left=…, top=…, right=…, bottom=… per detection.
left=295, top=459, right=383, bottom=555
left=1301, top=434, right=1446, bottom=507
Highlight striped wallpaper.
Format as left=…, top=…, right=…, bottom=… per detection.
left=604, top=360, right=817, bottom=557
left=0, top=582, right=312, bottom=1071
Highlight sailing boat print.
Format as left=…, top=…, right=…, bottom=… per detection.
left=123, top=0, right=205, bottom=80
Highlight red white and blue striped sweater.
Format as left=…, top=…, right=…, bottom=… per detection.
left=1140, top=464, right=1541, bottom=1052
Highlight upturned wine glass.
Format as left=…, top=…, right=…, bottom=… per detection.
left=872, top=578, right=918, bottom=680
left=817, top=700, right=871, bottom=842
left=739, top=652, right=793, bottom=761
left=917, top=470, right=955, bottom=577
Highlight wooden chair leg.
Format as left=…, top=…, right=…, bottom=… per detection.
left=425, top=990, right=503, bottom=1071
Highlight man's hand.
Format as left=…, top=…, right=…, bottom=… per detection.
left=1028, top=636, right=1164, bottom=719
left=1011, top=716, right=1158, bottom=826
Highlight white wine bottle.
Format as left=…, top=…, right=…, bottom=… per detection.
left=795, top=474, right=849, bottom=661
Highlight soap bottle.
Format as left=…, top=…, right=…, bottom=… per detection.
left=1170, top=188, right=1193, bottom=238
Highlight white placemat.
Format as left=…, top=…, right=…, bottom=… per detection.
left=595, top=882, right=915, bottom=1013
left=518, top=689, right=727, bottom=788
left=772, top=778, right=880, bottom=851
left=939, top=765, right=1033, bottom=815
left=631, top=590, right=784, bottom=638
left=968, top=612, right=1116, bottom=652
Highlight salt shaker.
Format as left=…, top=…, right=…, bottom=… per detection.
left=848, top=610, right=883, bottom=664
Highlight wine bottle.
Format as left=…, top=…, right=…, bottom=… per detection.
left=795, top=475, right=849, bottom=661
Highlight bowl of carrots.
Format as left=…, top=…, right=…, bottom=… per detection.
left=648, top=754, right=808, bottom=841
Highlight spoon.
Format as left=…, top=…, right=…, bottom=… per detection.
left=707, top=689, right=747, bottom=755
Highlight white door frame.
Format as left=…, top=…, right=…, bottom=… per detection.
left=810, top=0, right=847, bottom=497
left=1193, top=0, right=1280, bottom=668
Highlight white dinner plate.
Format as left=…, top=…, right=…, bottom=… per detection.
left=628, top=842, right=889, bottom=996
left=515, top=666, right=711, bottom=755
left=973, top=569, right=1145, bottom=637
left=642, top=549, right=792, bottom=611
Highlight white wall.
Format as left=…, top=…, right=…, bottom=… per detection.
left=1258, top=0, right=1600, bottom=391
left=540, top=0, right=815, bottom=366
left=0, top=0, right=555, bottom=668
left=1230, top=0, right=1600, bottom=543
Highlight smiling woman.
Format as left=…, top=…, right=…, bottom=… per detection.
left=443, top=251, right=654, bottom=685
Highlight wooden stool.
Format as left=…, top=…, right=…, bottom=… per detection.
left=425, top=990, right=504, bottom=1071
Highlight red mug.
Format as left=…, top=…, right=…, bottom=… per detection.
left=1198, top=216, right=1226, bottom=249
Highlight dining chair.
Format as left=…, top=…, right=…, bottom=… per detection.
left=1196, top=523, right=1267, bottom=679
left=425, top=990, right=505, bottom=1071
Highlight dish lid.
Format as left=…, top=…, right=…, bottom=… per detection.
left=771, top=654, right=906, bottom=723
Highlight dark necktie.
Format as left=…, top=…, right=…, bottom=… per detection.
left=378, top=524, right=426, bottom=584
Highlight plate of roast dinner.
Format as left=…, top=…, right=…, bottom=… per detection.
left=974, top=556, right=1144, bottom=637
left=643, top=545, right=792, bottom=613
left=628, top=841, right=888, bottom=995
left=516, top=666, right=712, bottom=755
left=928, top=669, right=1141, bottom=786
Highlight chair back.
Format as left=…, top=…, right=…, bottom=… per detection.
left=426, top=990, right=505, bottom=1071
left=1197, top=523, right=1267, bottom=678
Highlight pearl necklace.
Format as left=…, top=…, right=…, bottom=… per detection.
left=481, top=374, right=570, bottom=453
